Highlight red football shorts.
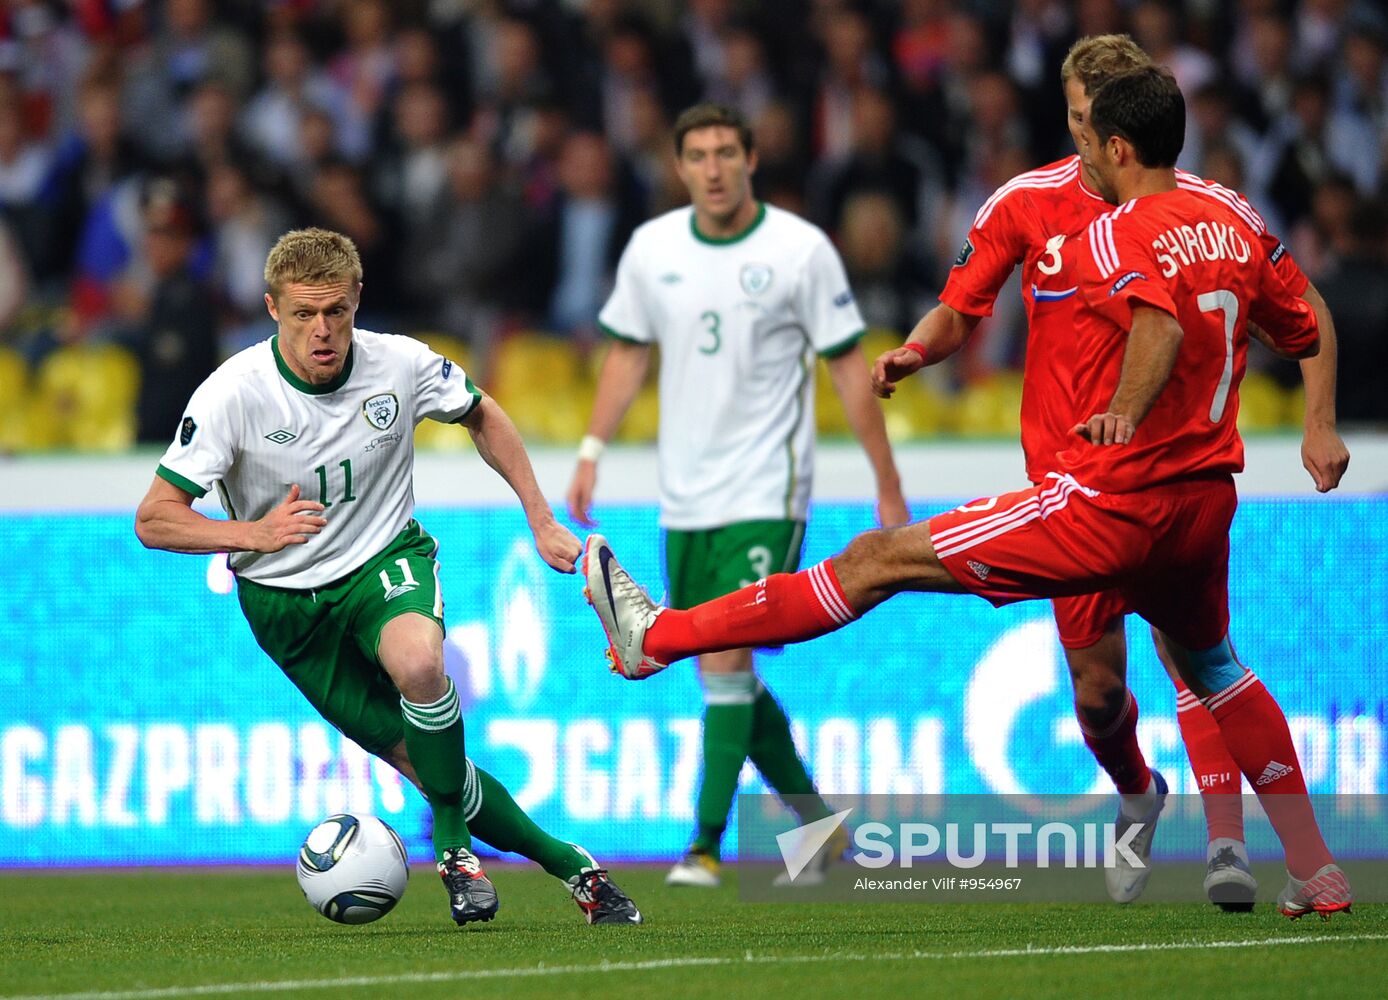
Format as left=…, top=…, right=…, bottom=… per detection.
left=1051, top=590, right=1132, bottom=650
left=928, top=472, right=1236, bottom=651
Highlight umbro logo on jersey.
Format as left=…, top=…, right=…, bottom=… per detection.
left=659, top=272, right=683, bottom=284
left=740, top=262, right=773, bottom=296
left=953, top=238, right=975, bottom=268
left=1255, top=760, right=1294, bottom=786
left=383, top=582, right=420, bottom=602
left=362, top=392, right=399, bottom=431
left=265, top=429, right=297, bottom=445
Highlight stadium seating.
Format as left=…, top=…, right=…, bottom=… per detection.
left=411, top=333, right=476, bottom=451
left=1236, top=371, right=1292, bottom=432
left=954, top=373, right=1024, bottom=437
left=487, top=331, right=587, bottom=443
left=0, top=346, right=31, bottom=451
left=33, top=344, right=141, bottom=451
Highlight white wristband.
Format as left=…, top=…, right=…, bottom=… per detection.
left=577, top=435, right=606, bottom=462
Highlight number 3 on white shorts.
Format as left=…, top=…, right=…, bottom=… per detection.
left=1197, top=289, right=1238, bottom=423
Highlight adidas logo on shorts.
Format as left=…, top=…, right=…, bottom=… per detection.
left=966, top=559, right=992, bottom=581
left=1255, top=760, right=1295, bottom=786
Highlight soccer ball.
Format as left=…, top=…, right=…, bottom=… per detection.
left=296, top=813, right=409, bottom=924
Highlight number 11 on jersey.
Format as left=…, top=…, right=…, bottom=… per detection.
left=313, top=459, right=357, bottom=507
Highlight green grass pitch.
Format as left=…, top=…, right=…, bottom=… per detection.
left=2, top=864, right=1385, bottom=1000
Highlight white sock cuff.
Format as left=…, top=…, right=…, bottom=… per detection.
left=401, top=678, right=461, bottom=731
left=703, top=671, right=759, bottom=705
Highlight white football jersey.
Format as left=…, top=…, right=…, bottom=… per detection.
left=155, top=330, right=481, bottom=588
left=599, top=203, right=865, bottom=528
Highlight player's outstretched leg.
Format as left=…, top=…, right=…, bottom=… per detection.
left=465, top=763, right=642, bottom=924
left=583, top=535, right=864, bottom=676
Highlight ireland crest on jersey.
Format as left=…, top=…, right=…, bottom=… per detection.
left=740, top=263, right=773, bottom=296
left=362, top=392, right=399, bottom=430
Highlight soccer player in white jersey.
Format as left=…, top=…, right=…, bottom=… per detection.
left=135, top=228, right=641, bottom=927
left=566, top=103, right=908, bottom=888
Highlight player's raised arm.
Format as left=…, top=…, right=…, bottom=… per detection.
left=135, top=476, right=326, bottom=554
left=871, top=304, right=981, bottom=398
left=460, top=393, right=580, bottom=573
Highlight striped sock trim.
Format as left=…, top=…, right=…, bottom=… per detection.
left=401, top=678, right=462, bottom=732
left=461, top=757, right=481, bottom=821
left=1202, top=670, right=1259, bottom=714
left=807, top=561, right=855, bottom=625
left=1176, top=689, right=1203, bottom=713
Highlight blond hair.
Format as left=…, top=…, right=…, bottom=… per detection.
left=1060, top=34, right=1152, bottom=95
left=263, top=228, right=363, bottom=297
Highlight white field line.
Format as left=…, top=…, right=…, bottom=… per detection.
left=7, top=932, right=1388, bottom=1000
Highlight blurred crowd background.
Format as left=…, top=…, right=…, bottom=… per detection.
left=1, top=0, right=1386, bottom=452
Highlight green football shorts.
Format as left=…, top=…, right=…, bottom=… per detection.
left=664, top=519, right=806, bottom=609
left=237, top=520, right=445, bottom=756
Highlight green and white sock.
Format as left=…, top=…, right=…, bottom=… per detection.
left=466, top=764, right=591, bottom=881
left=401, top=678, right=470, bottom=861
left=691, top=671, right=758, bottom=859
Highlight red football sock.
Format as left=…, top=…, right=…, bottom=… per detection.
left=1204, top=672, right=1334, bottom=878
left=1079, top=689, right=1152, bottom=795
left=644, top=561, right=856, bottom=664
left=1175, top=678, right=1245, bottom=843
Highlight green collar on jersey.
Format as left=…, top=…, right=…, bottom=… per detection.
left=690, top=200, right=767, bottom=245
left=271, top=335, right=355, bottom=395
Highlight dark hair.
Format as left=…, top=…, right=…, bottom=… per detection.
left=1088, top=66, right=1185, bottom=168
left=673, top=102, right=755, bottom=156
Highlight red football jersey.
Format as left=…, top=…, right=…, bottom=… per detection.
left=1060, top=189, right=1319, bottom=493
left=939, top=155, right=1307, bottom=484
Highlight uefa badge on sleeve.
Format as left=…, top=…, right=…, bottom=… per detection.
left=179, top=416, right=197, bottom=446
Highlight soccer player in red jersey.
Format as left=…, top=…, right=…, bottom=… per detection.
left=582, top=65, right=1352, bottom=919
left=874, top=35, right=1350, bottom=910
